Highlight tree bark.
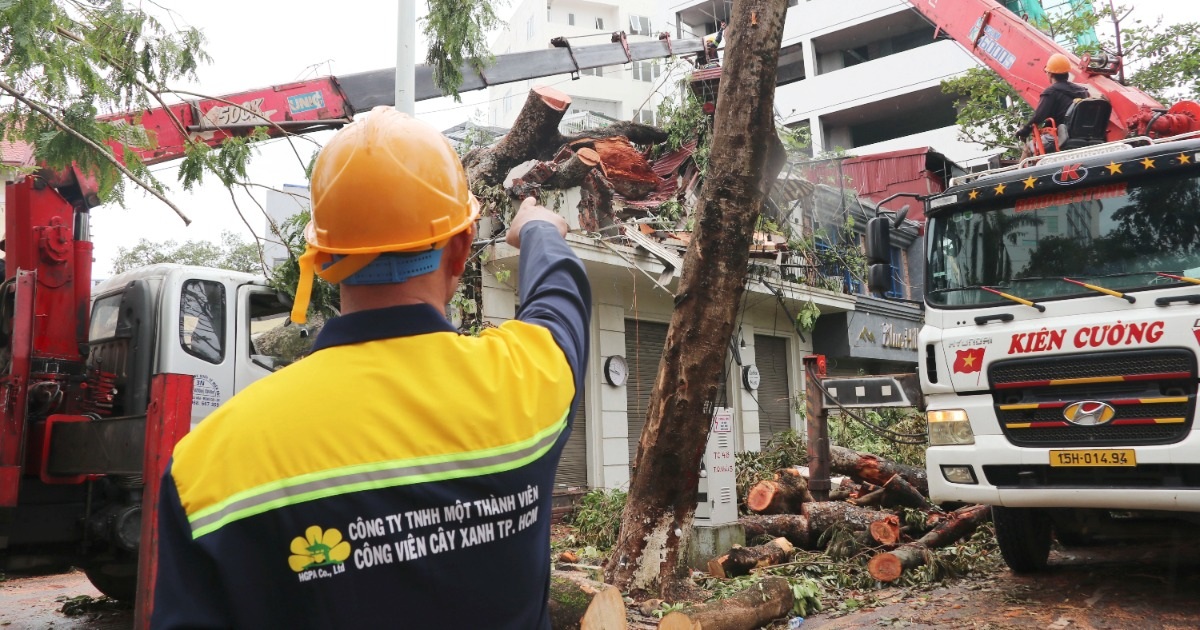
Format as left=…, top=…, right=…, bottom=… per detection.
left=738, top=515, right=812, bottom=548
left=867, top=504, right=992, bottom=582
left=802, top=501, right=900, bottom=539
left=563, top=120, right=668, bottom=147
left=881, top=473, right=936, bottom=511
left=658, top=576, right=795, bottom=630
left=829, top=445, right=929, bottom=496
left=745, top=470, right=812, bottom=515
left=603, top=0, right=790, bottom=599
left=546, top=147, right=602, bottom=189
left=462, top=85, right=571, bottom=187
left=707, top=537, right=794, bottom=578
left=548, top=573, right=628, bottom=630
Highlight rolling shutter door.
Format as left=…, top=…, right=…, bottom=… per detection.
left=554, top=388, right=588, bottom=490
left=755, top=335, right=793, bottom=446
left=626, top=320, right=668, bottom=474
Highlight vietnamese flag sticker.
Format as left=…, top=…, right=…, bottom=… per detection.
left=953, top=347, right=985, bottom=374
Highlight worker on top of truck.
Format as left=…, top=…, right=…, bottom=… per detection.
left=151, top=107, right=591, bottom=629
left=1016, top=53, right=1090, bottom=158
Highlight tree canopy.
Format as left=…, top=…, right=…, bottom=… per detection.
left=111, top=231, right=260, bottom=275
left=942, top=4, right=1200, bottom=157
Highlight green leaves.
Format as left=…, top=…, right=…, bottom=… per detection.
left=422, top=0, right=503, bottom=102
left=111, top=230, right=260, bottom=275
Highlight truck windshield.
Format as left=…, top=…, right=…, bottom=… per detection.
left=927, top=172, right=1200, bottom=307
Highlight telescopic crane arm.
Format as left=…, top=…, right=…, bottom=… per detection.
left=905, top=0, right=1200, bottom=140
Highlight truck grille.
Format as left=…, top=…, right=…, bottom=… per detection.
left=990, top=349, right=1197, bottom=447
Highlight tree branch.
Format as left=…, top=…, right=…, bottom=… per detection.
left=0, top=77, right=192, bottom=225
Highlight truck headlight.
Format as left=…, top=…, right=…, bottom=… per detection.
left=927, top=408, right=974, bottom=445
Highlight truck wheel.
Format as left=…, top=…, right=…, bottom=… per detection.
left=993, top=506, right=1051, bottom=573
left=84, top=553, right=138, bottom=601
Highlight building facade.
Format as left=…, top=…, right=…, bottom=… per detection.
left=664, top=0, right=996, bottom=167
left=488, top=0, right=676, bottom=129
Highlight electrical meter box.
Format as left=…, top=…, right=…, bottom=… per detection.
left=696, top=407, right=738, bottom=525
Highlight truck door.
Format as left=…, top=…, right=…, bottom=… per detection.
left=233, top=284, right=292, bottom=394
left=168, top=277, right=237, bottom=429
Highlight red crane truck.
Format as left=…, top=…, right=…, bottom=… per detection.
left=0, top=32, right=704, bottom=609
left=866, top=0, right=1200, bottom=572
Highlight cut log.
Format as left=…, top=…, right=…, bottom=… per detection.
left=868, top=504, right=992, bottom=582
left=738, top=514, right=811, bottom=548
left=658, top=576, right=795, bottom=630
left=547, top=147, right=603, bottom=189
left=746, top=471, right=812, bottom=515
left=548, top=572, right=628, bottom=630
left=829, top=445, right=929, bottom=496
left=707, top=537, right=794, bottom=578
left=881, top=473, right=937, bottom=511
left=463, top=86, right=571, bottom=187
left=868, top=516, right=902, bottom=546
left=802, top=501, right=901, bottom=538
left=584, top=137, right=660, bottom=200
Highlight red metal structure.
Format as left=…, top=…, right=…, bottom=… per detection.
left=906, top=0, right=1200, bottom=140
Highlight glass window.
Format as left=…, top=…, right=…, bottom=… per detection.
left=629, top=15, right=651, bottom=35
left=927, top=172, right=1200, bottom=307
left=180, top=280, right=226, bottom=364
left=568, top=13, right=575, bottom=26
left=595, top=17, right=604, bottom=30
left=89, top=293, right=123, bottom=341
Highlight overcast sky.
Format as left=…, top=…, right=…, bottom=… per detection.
left=89, top=0, right=1200, bottom=276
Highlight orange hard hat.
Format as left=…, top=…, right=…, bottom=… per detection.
left=290, top=107, right=479, bottom=323
left=1045, top=53, right=1071, bottom=74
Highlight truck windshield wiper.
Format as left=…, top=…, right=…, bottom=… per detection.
left=980, top=286, right=1046, bottom=312
left=1157, top=272, right=1200, bottom=286
left=1061, top=277, right=1136, bottom=303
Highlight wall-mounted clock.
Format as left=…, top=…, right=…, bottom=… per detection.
left=604, top=355, right=628, bottom=387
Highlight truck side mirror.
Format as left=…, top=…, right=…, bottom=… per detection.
left=865, top=217, right=892, bottom=296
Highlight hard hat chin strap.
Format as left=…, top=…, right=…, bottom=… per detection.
left=289, top=245, right=446, bottom=325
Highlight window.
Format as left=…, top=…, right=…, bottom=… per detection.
left=568, top=13, right=575, bottom=26
left=581, top=66, right=603, bottom=77
left=180, top=279, right=225, bottom=364
left=526, top=15, right=535, bottom=40
left=503, top=88, right=514, bottom=112
left=635, top=109, right=655, bottom=125
left=632, top=60, right=660, bottom=82
left=89, top=293, right=123, bottom=341
left=887, top=246, right=905, bottom=298
left=595, top=17, right=604, bottom=30
left=629, top=15, right=651, bottom=35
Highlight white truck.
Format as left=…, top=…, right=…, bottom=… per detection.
left=869, top=133, right=1200, bottom=571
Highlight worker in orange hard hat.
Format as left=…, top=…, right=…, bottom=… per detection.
left=1017, top=53, right=1090, bottom=158
left=151, top=106, right=592, bottom=629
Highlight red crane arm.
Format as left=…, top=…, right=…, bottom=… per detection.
left=906, top=0, right=1164, bottom=140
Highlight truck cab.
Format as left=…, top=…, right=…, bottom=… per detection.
left=90, top=264, right=292, bottom=429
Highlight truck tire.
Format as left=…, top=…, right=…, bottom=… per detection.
left=993, top=506, right=1051, bottom=573
left=84, top=553, right=138, bottom=601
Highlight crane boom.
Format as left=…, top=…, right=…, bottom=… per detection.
left=107, top=34, right=702, bottom=168
left=905, top=0, right=1165, bottom=139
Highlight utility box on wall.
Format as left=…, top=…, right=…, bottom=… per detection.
left=696, top=408, right=738, bottom=525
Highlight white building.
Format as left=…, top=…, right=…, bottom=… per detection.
left=262, top=183, right=311, bottom=270
left=488, top=0, right=674, bottom=129
left=664, top=0, right=996, bottom=167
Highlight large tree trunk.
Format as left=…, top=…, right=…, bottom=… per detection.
left=658, top=576, right=795, bottom=630
left=739, top=515, right=812, bottom=548
left=802, top=501, right=900, bottom=545
left=707, top=537, right=794, bottom=578
left=603, top=0, right=790, bottom=599
left=462, top=85, right=571, bottom=187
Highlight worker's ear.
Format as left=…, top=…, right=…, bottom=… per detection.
left=445, top=225, right=476, bottom=277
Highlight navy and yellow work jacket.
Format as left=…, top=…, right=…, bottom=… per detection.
left=152, top=222, right=591, bottom=629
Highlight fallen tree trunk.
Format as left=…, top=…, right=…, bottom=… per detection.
left=803, top=501, right=902, bottom=544
left=738, top=514, right=811, bottom=548
left=707, top=537, right=794, bottom=578
left=867, top=504, right=992, bottom=582
left=881, top=473, right=937, bottom=511
left=829, top=445, right=929, bottom=496
left=546, top=147, right=603, bottom=188
left=463, top=86, right=571, bottom=187
left=658, top=576, right=795, bottom=630
left=548, top=573, right=628, bottom=630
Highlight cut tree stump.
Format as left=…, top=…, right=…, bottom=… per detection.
left=658, top=576, right=795, bottom=630
left=829, top=445, right=929, bottom=496
left=548, top=572, right=628, bottom=630
left=738, top=514, right=811, bottom=548
left=867, top=504, right=992, bottom=582
left=707, top=537, right=794, bottom=578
